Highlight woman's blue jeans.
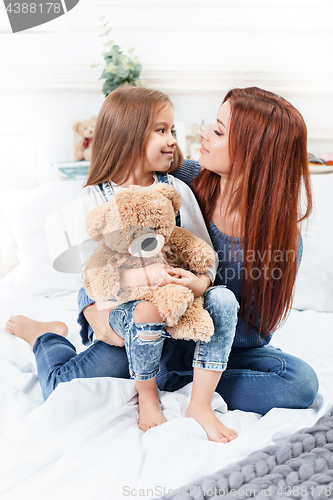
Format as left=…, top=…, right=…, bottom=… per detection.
left=33, top=292, right=318, bottom=414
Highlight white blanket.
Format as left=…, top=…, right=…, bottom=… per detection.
left=0, top=288, right=332, bottom=500
left=0, top=174, right=332, bottom=500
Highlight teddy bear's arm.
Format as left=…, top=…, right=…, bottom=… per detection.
left=74, top=140, right=85, bottom=161
left=83, top=244, right=121, bottom=302
left=165, top=227, right=216, bottom=274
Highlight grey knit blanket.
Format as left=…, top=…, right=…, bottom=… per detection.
left=156, top=407, right=333, bottom=499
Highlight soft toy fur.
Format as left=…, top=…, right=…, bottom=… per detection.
left=73, top=116, right=97, bottom=161
left=83, top=184, right=216, bottom=342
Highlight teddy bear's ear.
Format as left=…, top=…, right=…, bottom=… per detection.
left=73, top=121, right=82, bottom=134
left=85, top=205, right=108, bottom=241
left=153, top=184, right=182, bottom=215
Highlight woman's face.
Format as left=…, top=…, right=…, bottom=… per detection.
left=199, top=100, right=231, bottom=178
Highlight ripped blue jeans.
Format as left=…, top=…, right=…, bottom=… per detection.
left=109, top=286, right=239, bottom=381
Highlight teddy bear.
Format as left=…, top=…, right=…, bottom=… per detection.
left=73, top=116, right=97, bottom=161
left=83, top=183, right=216, bottom=342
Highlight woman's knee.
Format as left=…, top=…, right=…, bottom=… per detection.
left=262, top=349, right=319, bottom=409
left=293, top=361, right=319, bottom=408
left=275, top=353, right=319, bottom=409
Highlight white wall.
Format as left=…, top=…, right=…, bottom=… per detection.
left=0, top=0, right=332, bottom=191
left=0, top=0, right=332, bottom=275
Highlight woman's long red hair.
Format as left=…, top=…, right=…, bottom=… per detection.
left=193, top=87, right=312, bottom=335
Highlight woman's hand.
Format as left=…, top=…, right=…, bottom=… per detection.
left=83, top=301, right=125, bottom=347
left=163, top=268, right=211, bottom=297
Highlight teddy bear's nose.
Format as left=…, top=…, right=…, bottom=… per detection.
left=141, top=237, right=158, bottom=252
left=128, top=233, right=165, bottom=258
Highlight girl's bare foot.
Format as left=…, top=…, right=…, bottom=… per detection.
left=5, top=315, right=68, bottom=347
left=138, top=392, right=167, bottom=432
left=185, top=403, right=238, bottom=443
left=137, top=379, right=166, bottom=432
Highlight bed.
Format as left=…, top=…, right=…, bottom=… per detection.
left=0, top=174, right=332, bottom=500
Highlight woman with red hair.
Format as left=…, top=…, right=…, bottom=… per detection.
left=172, top=87, right=318, bottom=413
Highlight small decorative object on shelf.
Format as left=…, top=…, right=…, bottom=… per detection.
left=73, top=116, right=97, bottom=161
left=308, top=152, right=333, bottom=174
left=52, top=161, right=90, bottom=180
left=189, top=121, right=205, bottom=161
left=91, top=17, right=143, bottom=97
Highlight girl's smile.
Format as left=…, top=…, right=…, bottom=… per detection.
left=144, top=105, right=177, bottom=174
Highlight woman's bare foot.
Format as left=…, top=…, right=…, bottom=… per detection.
left=5, top=315, right=68, bottom=347
left=137, top=379, right=166, bottom=432
left=185, top=403, right=238, bottom=443
left=83, top=302, right=125, bottom=347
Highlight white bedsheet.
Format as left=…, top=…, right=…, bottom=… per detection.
left=0, top=288, right=332, bottom=500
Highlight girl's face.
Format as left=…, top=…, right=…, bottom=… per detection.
left=144, top=105, right=177, bottom=174
left=199, top=100, right=231, bottom=178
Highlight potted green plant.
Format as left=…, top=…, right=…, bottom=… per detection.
left=94, top=18, right=143, bottom=97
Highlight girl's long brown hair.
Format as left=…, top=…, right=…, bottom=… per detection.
left=85, top=86, right=183, bottom=187
left=193, top=87, right=312, bottom=335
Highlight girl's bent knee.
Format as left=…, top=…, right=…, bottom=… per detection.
left=205, top=287, right=239, bottom=315
left=133, top=301, right=162, bottom=324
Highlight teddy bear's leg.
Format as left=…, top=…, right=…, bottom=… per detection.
left=75, top=141, right=84, bottom=161
left=144, top=284, right=194, bottom=327
left=83, top=148, right=92, bottom=161
left=167, top=297, right=214, bottom=342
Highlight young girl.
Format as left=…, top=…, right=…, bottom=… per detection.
left=7, top=87, right=239, bottom=443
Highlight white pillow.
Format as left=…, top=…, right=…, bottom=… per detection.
left=293, top=174, right=333, bottom=312
left=0, top=180, right=84, bottom=297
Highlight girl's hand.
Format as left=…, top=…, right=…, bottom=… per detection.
left=83, top=302, right=125, bottom=347
left=164, top=268, right=211, bottom=297
left=120, top=263, right=174, bottom=288
left=120, top=264, right=211, bottom=296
